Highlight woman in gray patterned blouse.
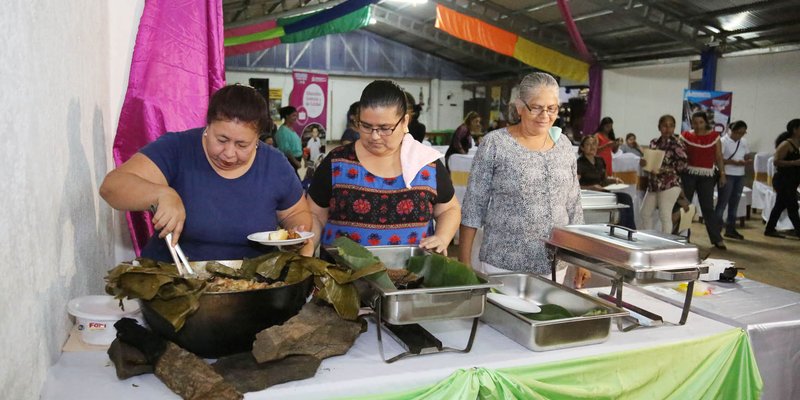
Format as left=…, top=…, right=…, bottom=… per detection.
left=459, top=72, right=589, bottom=286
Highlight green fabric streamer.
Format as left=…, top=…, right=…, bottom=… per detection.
left=224, top=26, right=285, bottom=47
left=344, top=328, right=762, bottom=399
left=281, top=7, right=371, bottom=44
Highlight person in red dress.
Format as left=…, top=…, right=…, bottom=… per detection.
left=680, top=111, right=727, bottom=249
left=593, top=117, right=615, bottom=176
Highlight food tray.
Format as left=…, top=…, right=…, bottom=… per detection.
left=326, top=246, right=498, bottom=325
left=481, top=273, right=628, bottom=351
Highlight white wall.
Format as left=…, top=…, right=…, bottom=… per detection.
left=602, top=62, right=689, bottom=144
left=718, top=51, right=800, bottom=152
left=0, top=0, right=141, bottom=398
left=602, top=50, right=800, bottom=152
left=227, top=70, right=469, bottom=138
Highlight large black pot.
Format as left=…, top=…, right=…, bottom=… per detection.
left=140, top=276, right=312, bottom=358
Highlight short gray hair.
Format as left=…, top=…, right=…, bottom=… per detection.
left=508, top=72, right=559, bottom=124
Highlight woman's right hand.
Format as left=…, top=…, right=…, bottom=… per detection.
left=152, top=188, right=186, bottom=245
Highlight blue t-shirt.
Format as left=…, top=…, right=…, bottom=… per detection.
left=139, top=128, right=303, bottom=262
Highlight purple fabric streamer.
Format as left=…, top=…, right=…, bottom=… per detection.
left=113, top=0, right=226, bottom=256
left=556, top=0, right=592, bottom=62
left=282, top=0, right=376, bottom=34
left=582, top=64, right=603, bottom=139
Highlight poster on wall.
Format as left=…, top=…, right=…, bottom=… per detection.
left=268, top=88, right=283, bottom=129
left=681, top=89, right=733, bottom=134
left=290, top=71, right=328, bottom=159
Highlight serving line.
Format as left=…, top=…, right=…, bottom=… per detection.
left=41, top=288, right=749, bottom=400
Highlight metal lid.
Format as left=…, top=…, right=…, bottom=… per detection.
left=546, top=224, right=700, bottom=271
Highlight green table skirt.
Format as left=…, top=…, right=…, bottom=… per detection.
left=348, top=328, right=762, bottom=400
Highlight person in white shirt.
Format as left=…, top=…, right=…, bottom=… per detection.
left=306, top=126, right=322, bottom=164
left=714, top=120, right=751, bottom=239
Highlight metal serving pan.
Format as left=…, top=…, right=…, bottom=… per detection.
left=546, top=224, right=701, bottom=273
left=326, top=246, right=499, bottom=325
left=481, top=273, right=628, bottom=351
left=580, top=189, right=625, bottom=209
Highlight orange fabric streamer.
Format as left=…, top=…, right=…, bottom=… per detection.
left=435, top=4, right=517, bottom=56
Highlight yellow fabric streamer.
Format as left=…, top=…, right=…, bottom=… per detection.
left=514, top=38, right=589, bottom=83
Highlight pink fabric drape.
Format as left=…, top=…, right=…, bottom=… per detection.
left=113, top=0, right=226, bottom=256
left=556, top=0, right=592, bottom=62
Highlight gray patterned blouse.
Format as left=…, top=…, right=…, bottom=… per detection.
left=461, top=128, right=584, bottom=274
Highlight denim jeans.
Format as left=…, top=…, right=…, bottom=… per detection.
left=714, top=174, right=744, bottom=232
left=682, top=173, right=724, bottom=245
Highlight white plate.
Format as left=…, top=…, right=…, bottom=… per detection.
left=247, top=231, right=314, bottom=246
left=487, top=293, right=542, bottom=313
left=603, top=183, right=629, bottom=191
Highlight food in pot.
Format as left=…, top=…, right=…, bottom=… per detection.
left=205, top=276, right=286, bottom=293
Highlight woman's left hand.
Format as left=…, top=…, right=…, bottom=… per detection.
left=574, top=268, right=592, bottom=289
left=281, top=225, right=315, bottom=256
left=420, top=235, right=448, bottom=255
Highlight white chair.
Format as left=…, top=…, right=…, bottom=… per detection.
left=751, top=151, right=772, bottom=211
left=611, top=154, right=643, bottom=227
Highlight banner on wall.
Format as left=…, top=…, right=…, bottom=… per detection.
left=681, top=89, right=733, bottom=134
left=290, top=71, right=328, bottom=152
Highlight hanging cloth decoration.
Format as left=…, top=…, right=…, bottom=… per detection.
left=224, top=0, right=376, bottom=57
left=113, top=0, right=226, bottom=255
left=434, top=4, right=589, bottom=82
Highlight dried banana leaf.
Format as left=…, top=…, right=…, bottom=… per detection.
left=406, top=254, right=480, bottom=287
left=314, top=275, right=360, bottom=320
left=330, top=237, right=395, bottom=291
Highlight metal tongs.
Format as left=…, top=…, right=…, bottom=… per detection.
left=150, top=206, right=196, bottom=277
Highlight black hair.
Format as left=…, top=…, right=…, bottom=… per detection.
left=206, top=84, right=271, bottom=132
left=596, top=117, right=615, bottom=140
left=691, top=111, right=710, bottom=124
left=728, top=120, right=747, bottom=132
left=279, top=106, right=297, bottom=120
left=625, top=133, right=636, bottom=141
left=578, top=135, right=596, bottom=155
left=359, top=80, right=407, bottom=117
left=346, top=101, right=360, bottom=122
left=776, top=118, right=800, bottom=148
left=658, top=114, right=676, bottom=128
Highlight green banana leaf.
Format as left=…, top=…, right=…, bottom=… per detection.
left=406, top=254, right=480, bottom=287
left=330, top=237, right=395, bottom=291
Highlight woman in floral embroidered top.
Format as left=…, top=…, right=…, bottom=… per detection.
left=307, top=80, right=460, bottom=253
left=680, top=111, right=727, bottom=249
left=640, top=115, right=688, bottom=233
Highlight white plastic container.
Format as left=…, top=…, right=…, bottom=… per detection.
left=67, top=295, right=142, bottom=346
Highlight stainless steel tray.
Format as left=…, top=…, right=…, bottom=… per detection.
left=546, top=224, right=701, bottom=272
left=580, top=189, right=628, bottom=210
left=481, top=273, right=628, bottom=351
left=326, top=246, right=499, bottom=325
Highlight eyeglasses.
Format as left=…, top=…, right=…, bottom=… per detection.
left=523, top=103, right=559, bottom=117
left=357, top=116, right=404, bottom=136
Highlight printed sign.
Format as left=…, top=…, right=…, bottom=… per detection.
left=290, top=71, right=328, bottom=148
left=681, top=89, right=733, bottom=134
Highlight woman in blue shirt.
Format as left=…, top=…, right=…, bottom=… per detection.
left=275, top=106, right=303, bottom=169
left=100, top=85, right=312, bottom=261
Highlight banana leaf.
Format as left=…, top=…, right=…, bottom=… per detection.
left=406, top=254, right=480, bottom=287
left=522, top=304, right=574, bottom=321
left=314, top=275, right=360, bottom=320
left=330, top=237, right=395, bottom=291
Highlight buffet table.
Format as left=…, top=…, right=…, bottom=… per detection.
left=41, top=288, right=762, bottom=399
left=639, top=278, right=800, bottom=400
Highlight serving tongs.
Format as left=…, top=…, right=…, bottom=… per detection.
left=149, top=206, right=196, bottom=278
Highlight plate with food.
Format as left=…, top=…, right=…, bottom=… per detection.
left=247, top=229, right=314, bottom=246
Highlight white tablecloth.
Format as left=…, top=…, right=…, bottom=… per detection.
left=41, top=289, right=738, bottom=400
left=638, top=278, right=800, bottom=400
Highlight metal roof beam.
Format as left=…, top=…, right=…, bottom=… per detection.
left=588, top=0, right=711, bottom=52
left=685, top=0, right=798, bottom=22
left=371, top=5, right=523, bottom=76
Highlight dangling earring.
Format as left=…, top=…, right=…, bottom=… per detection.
left=203, top=127, right=208, bottom=137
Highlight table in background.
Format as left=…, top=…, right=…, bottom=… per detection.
left=639, top=278, right=800, bottom=400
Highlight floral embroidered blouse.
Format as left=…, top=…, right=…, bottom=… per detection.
left=308, top=144, right=454, bottom=246
left=647, top=135, right=688, bottom=192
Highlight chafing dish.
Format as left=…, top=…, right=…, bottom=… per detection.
left=581, top=189, right=628, bottom=224
left=544, top=224, right=706, bottom=325
left=481, top=273, right=628, bottom=351
left=324, top=246, right=499, bottom=363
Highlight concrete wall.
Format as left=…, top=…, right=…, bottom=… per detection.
left=0, top=1, right=143, bottom=398
left=602, top=50, right=800, bottom=152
